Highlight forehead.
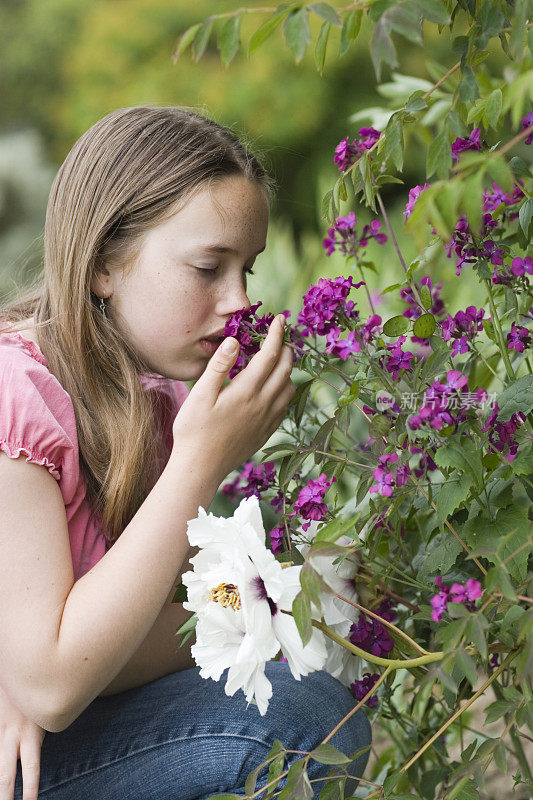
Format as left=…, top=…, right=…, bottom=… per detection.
left=153, top=176, right=269, bottom=250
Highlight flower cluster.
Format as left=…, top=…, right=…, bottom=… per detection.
left=507, top=322, right=531, bottom=353
left=381, top=335, right=416, bottom=380
left=323, top=213, right=387, bottom=257
left=440, top=305, right=486, bottom=357
left=348, top=600, right=397, bottom=657
left=444, top=214, right=502, bottom=277
left=288, top=473, right=336, bottom=532
left=334, top=128, right=381, bottom=172
left=481, top=402, right=527, bottom=462
left=297, top=275, right=364, bottom=337
left=350, top=672, right=380, bottom=708
left=451, top=128, right=483, bottom=160
left=222, top=461, right=277, bottom=502
left=483, top=180, right=524, bottom=220
left=430, top=576, right=482, bottom=623
left=369, top=453, right=411, bottom=498
left=407, top=370, right=486, bottom=432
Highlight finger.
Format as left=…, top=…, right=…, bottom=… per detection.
left=238, top=314, right=286, bottom=392
left=193, top=337, right=240, bottom=402
left=260, top=342, right=294, bottom=402
left=19, top=734, right=41, bottom=800
left=0, top=734, right=17, bottom=800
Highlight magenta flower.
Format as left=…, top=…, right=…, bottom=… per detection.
left=511, top=257, right=533, bottom=276
left=507, top=322, right=531, bottom=353
left=333, top=128, right=381, bottom=172
left=222, top=460, right=277, bottom=501
left=521, top=107, right=533, bottom=145
left=297, top=276, right=364, bottom=337
left=451, top=128, right=482, bottom=160
left=269, top=526, right=285, bottom=554
left=482, top=401, right=526, bottom=462
left=403, top=183, right=431, bottom=220
left=324, top=327, right=361, bottom=360
left=289, top=473, right=336, bottom=532
left=323, top=214, right=387, bottom=258
left=350, top=673, right=380, bottom=708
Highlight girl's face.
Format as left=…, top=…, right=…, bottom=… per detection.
left=94, top=175, right=269, bottom=381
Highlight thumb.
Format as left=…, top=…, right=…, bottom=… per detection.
left=198, top=336, right=240, bottom=396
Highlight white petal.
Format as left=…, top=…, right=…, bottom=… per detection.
left=272, top=612, right=327, bottom=679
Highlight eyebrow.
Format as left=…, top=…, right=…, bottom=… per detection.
left=188, top=244, right=266, bottom=257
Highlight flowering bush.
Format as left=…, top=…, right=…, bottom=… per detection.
left=175, top=3, right=533, bottom=799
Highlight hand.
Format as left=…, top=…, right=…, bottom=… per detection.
left=0, top=685, right=44, bottom=800
left=172, top=314, right=295, bottom=482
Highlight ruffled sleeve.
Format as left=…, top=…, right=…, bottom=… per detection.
left=0, top=343, right=75, bottom=484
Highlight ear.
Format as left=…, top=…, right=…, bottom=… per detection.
left=90, top=262, right=112, bottom=297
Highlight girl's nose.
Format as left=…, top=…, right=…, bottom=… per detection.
left=216, top=280, right=252, bottom=316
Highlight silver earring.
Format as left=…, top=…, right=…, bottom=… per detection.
left=100, top=296, right=107, bottom=318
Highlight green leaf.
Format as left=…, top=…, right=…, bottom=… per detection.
left=496, top=375, right=533, bottom=420
left=405, top=94, right=428, bottom=114
left=459, top=65, right=480, bottom=103
left=314, top=514, right=357, bottom=543
left=424, top=533, right=463, bottom=575
left=300, top=563, right=323, bottom=612
left=176, top=612, right=197, bottom=647
left=485, top=565, right=516, bottom=601
left=249, top=10, right=287, bottom=54
left=434, top=439, right=483, bottom=489
left=420, top=284, right=432, bottom=309
left=411, top=0, right=450, bottom=24
left=309, top=3, right=341, bottom=26
left=171, top=582, right=187, bottom=603
left=309, top=743, right=351, bottom=765
left=447, top=777, right=478, bottom=800
left=314, top=21, right=331, bottom=75
left=284, top=7, right=312, bottom=63
left=413, top=313, right=436, bottom=338
left=484, top=88, right=502, bottom=129
left=173, top=23, right=202, bottom=61
left=486, top=155, right=514, bottom=194
left=383, top=112, right=404, bottom=171
left=218, top=15, right=242, bottom=67
left=383, top=314, right=410, bottom=336
left=388, top=4, right=423, bottom=45
left=370, top=16, right=398, bottom=81
left=292, top=590, right=312, bottom=646
left=519, top=197, right=533, bottom=238
left=455, top=647, right=478, bottom=687
left=435, top=473, right=473, bottom=525
left=191, top=18, right=214, bottom=61
left=427, top=125, right=451, bottom=180
left=245, top=759, right=268, bottom=796
left=291, top=379, right=314, bottom=427
left=339, top=9, right=362, bottom=56
left=485, top=699, right=517, bottom=724
left=460, top=169, right=485, bottom=237
left=465, top=614, right=489, bottom=660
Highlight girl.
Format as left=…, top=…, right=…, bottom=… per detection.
left=0, top=105, right=371, bottom=800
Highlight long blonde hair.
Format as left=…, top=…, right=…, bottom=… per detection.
left=1, top=105, right=275, bottom=543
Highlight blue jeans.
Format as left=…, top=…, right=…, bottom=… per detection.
left=15, top=661, right=372, bottom=799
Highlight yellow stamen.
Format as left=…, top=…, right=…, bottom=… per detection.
left=210, top=582, right=241, bottom=611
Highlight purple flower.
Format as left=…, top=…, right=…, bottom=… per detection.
left=465, top=579, right=482, bottom=601
left=488, top=653, right=499, bottom=672
left=350, top=673, right=380, bottom=708
left=323, top=214, right=387, bottom=258
left=481, top=401, right=527, bottom=463
left=269, top=525, right=285, bottom=554
left=369, top=467, right=395, bottom=497
left=403, top=183, right=431, bottom=220
left=507, top=322, right=531, bottom=353
left=297, top=276, right=364, bottom=337
left=324, top=327, right=361, bottom=360
left=289, top=474, right=336, bottom=532
left=451, top=128, right=482, bottom=160
left=521, top=107, right=533, bottom=145
left=349, top=612, right=394, bottom=657
left=511, top=256, right=533, bottom=276
left=430, top=591, right=448, bottom=622
left=333, top=128, right=381, bottom=172
left=431, top=576, right=483, bottom=622
left=381, top=335, right=415, bottom=380
left=222, top=460, right=277, bottom=501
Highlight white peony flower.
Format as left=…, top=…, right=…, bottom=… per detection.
left=181, top=496, right=328, bottom=715
left=294, top=520, right=364, bottom=687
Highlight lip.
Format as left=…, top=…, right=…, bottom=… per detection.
left=204, top=328, right=228, bottom=340
left=199, top=337, right=224, bottom=356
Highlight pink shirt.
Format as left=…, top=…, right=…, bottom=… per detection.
left=0, top=323, right=189, bottom=580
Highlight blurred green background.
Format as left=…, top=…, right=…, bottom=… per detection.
left=1, top=0, right=503, bottom=321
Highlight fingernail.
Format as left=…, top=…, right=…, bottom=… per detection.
left=222, top=337, right=238, bottom=354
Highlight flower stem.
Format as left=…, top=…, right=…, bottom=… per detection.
left=321, top=666, right=393, bottom=746
left=484, top=279, right=516, bottom=381
left=312, top=618, right=444, bottom=669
